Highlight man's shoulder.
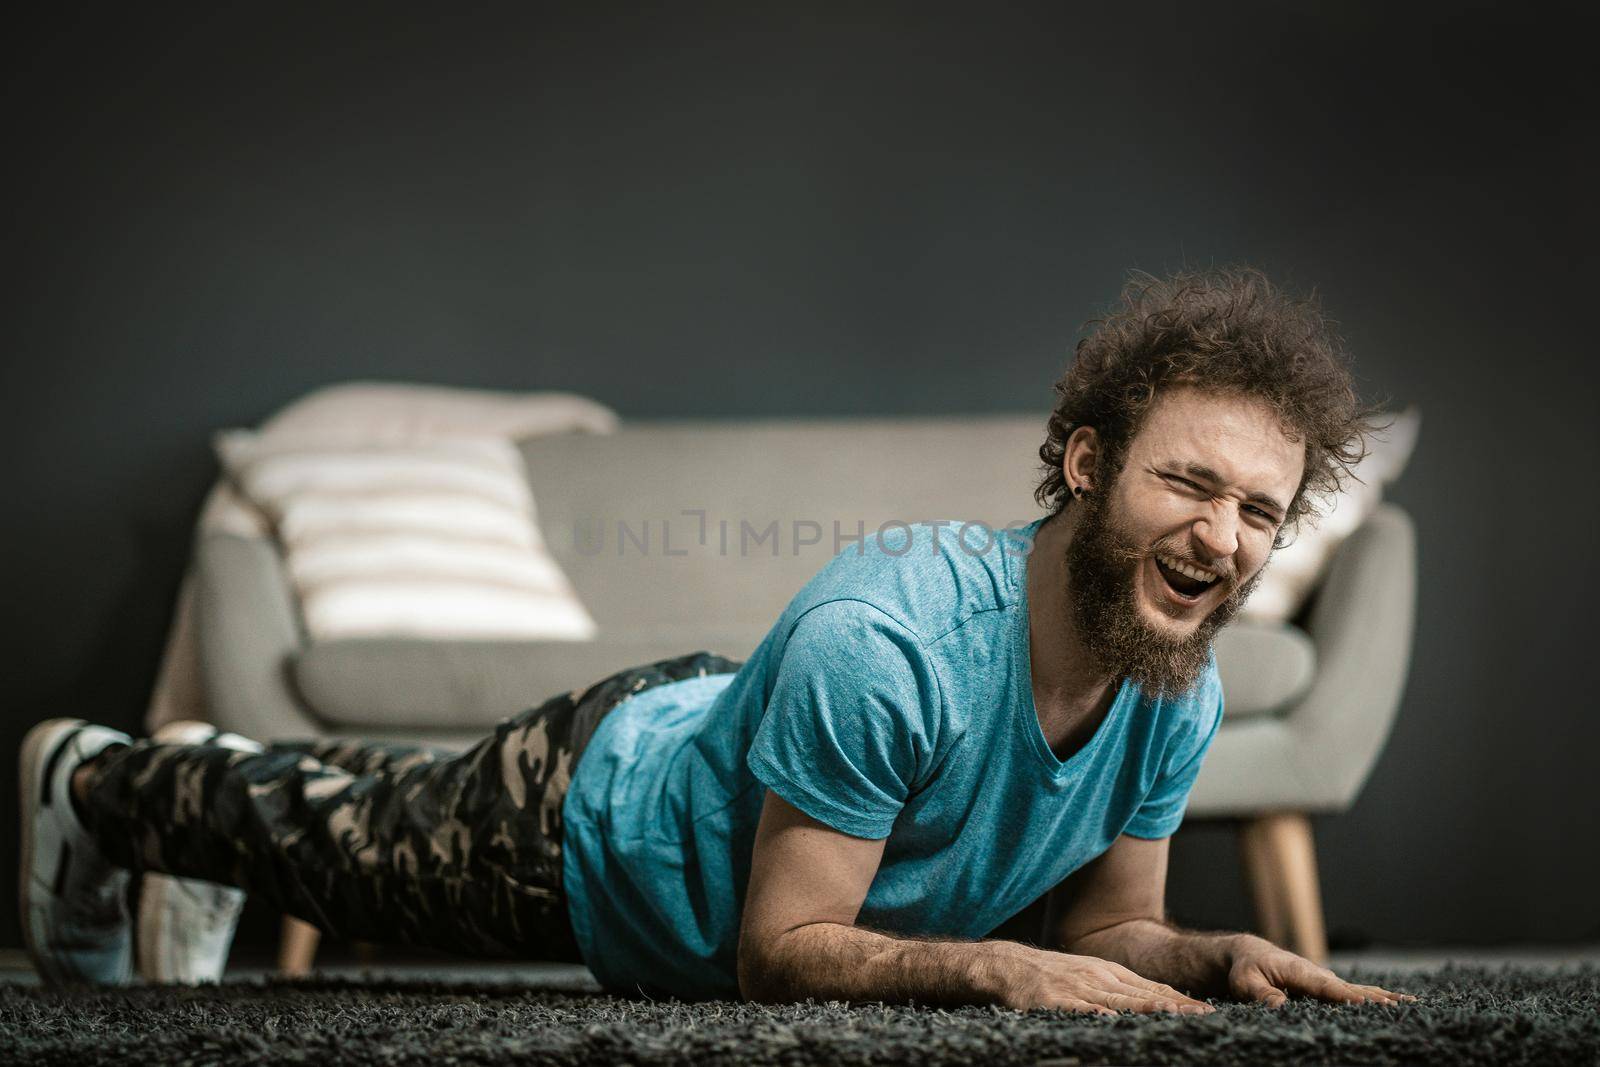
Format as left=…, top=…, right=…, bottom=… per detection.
left=787, top=519, right=1037, bottom=644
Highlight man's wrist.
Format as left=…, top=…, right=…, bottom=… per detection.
left=965, top=939, right=1034, bottom=1004
left=1219, top=932, right=1270, bottom=964
left=1069, top=919, right=1252, bottom=996
left=1154, top=926, right=1250, bottom=998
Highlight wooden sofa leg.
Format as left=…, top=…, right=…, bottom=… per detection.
left=1238, top=813, right=1329, bottom=965
left=278, top=915, right=321, bottom=976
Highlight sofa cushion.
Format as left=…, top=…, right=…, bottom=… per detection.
left=299, top=621, right=1315, bottom=732
left=293, top=627, right=768, bottom=731
left=1212, top=622, right=1317, bottom=720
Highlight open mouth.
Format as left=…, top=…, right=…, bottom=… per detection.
left=1154, top=553, right=1220, bottom=601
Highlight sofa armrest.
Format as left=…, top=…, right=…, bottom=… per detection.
left=194, top=532, right=325, bottom=741
left=1188, top=503, right=1416, bottom=817
left=1282, top=502, right=1417, bottom=807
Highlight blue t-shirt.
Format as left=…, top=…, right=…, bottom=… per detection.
left=560, top=518, right=1224, bottom=999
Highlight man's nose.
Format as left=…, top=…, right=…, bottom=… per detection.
left=1193, top=506, right=1239, bottom=560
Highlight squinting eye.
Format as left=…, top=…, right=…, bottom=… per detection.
left=1245, top=506, right=1278, bottom=523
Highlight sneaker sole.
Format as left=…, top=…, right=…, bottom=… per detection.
left=18, top=718, right=90, bottom=986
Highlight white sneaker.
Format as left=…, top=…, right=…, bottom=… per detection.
left=18, top=718, right=135, bottom=985
left=136, top=721, right=261, bottom=984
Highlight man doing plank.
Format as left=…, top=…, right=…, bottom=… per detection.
left=21, top=267, right=1411, bottom=1012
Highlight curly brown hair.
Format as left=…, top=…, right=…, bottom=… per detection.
left=1036, top=267, right=1376, bottom=542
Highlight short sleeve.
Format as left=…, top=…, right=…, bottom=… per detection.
left=1121, top=673, right=1225, bottom=840
left=746, top=600, right=942, bottom=839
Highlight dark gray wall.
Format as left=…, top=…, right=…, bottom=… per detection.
left=4, top=3, right=1594, bottom=952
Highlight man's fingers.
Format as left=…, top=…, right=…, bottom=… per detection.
left=1284, top=968, right=1396, bottom=1005
left=1355, top=983, right=1417, bottom=1003
left=1233, top=969, right=1289, bottom=1008
left=1304, top=972, right=1374, bottom=1004
left=1118, top=971, right=1212, bottom=1010
left=1239, top=951, right=1421, bottom=1009
left=1106, top=980, right=1214, bottom=1014
left=1096, top=990, right=1166, bottom=1014
left=1096, top=988, right=1212, bottom=1015
left=1244, top=963, right=1412, bottom=1008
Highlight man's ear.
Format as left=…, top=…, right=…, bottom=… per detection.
left=1063, top=425, right=1100, bottom=494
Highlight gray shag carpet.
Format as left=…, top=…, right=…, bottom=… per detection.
left=2, top=965, right=1597, bottom=1066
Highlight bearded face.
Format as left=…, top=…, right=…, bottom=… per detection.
left=1064, top=480, right=1261, bottom=695
left=1055, top=386, right=1303, bottom=696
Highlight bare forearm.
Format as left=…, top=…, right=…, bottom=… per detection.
left=742, top=921, right=1015, bottom=1006
left=1069, top=919, right=1249, bottom=997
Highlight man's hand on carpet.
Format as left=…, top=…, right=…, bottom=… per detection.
left=987, top=943, right=1217, bottom=1016
left=1226, top=935, right=1417, bottom=1008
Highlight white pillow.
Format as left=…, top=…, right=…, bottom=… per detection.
left=217, top=432, right=598, bottom=643
left=200, top=383, right=618, bottom=538
left=257, top=381, right=618, bottom=446
left=1241, top=407, right=1421, bottom=623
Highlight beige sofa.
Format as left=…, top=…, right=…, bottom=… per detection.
left=191, top=415, right=1415, bottom=970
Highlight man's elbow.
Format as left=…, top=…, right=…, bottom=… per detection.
left=736, top=934, right=785, bottom=1003
left=1060, top=915, right=1161, bottom=956
left=738, top=922, right=831, bottom=1003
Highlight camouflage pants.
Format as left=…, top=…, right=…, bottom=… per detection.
left=80, top=651, right=743, bottom=963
